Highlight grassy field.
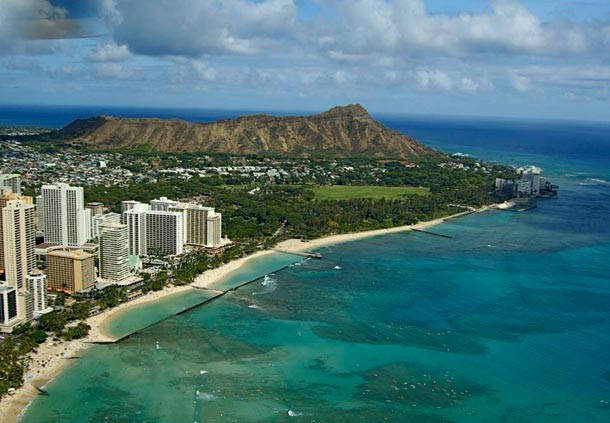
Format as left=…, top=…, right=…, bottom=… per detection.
left=311, top=185, right=429, bottom=200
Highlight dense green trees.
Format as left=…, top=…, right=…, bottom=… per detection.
left=61, top=323, right=90, bottom=341
left=0, top=324, right=49, bottom=395
left=0, top=339, right=24, bottom=394
left=38, top=311, right=68, bottom=333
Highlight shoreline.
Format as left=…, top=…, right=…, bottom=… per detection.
left=275, top=205, right=492, bottom=253
left=0, top=204, right=495, bottom=422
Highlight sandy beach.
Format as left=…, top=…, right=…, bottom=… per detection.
left=0, top=338, right=87, bottom=423
left=191, top=249, right=275, bottom=288
left=275, top=206, right=491, bottom=253
left=0, top=205, right=495, bottom=422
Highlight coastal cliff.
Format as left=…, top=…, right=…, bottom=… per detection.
left=53, top=105, right=441, bottom=159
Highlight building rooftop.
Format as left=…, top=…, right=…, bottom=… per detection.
left=46, top=249, right=95, bottom=260
left=0, top=284, right=16, bottom=292
left=99, top=222, right=127, bottom=229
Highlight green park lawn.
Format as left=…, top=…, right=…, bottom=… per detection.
left=311, top=185, right=429, bottom=200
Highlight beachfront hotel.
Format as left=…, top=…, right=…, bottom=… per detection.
left=0, top=285, right=18, bottom=332
left=0, top=186, right=39, bottom=332
left=122, top=202, right=149, bottom=256
left=40, top=183, right=90, bottom=247
left=145, top=210, right=184, bottom=256
left=98, top=222, right=131, bottom=282
left=167, top=203, right=223, bottom=248
left=0, top=189, right=34, bottom=278
left=119, top=198, right=224, bottom=257
left=46, top=249, right=96, bottom=294
left=26, top=270, right=52, bottom=317
left=1, top=200, right=36, bottom=290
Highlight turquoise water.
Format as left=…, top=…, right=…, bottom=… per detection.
left=101, top=253, right=302, bottom=340
left=19, top=118, right=610, bottom=422
left=102, top=289, right=217, bottom=340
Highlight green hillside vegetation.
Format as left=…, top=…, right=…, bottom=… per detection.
left=311, top=185, right=429, bottom=201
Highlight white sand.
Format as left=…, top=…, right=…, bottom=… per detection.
left=275, top=206, right=492, bottom=253
left=192, top=250, right=275, bottom=289
left=0, top=339, right=87, bottom=423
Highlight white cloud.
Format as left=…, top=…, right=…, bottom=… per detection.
left=507, top=65, right=610, bottom=98
left=416, top=69, right=453, bottom=91
left=88, top=42, right=131, bottom=62
left=98, top=0, right=123, bottom=28
left=103, top=0, right=297, bottom=57
left=326, top=0, right=589, bottom=58
left=95, top=62, right=133, bottom=79
left=414, top=69, right=494, bottom=93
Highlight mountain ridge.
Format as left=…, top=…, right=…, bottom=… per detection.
left=54, top=104, right=442, bottom=159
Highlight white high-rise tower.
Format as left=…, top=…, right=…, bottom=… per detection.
left=122, top=202, right=149, bottom=256
left=1, top=200, right=36, bottom=290
left=41, top=183, right=88, bottom=246
left=98, top=223, right=131, bottom=282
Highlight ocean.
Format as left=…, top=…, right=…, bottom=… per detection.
left=5, top=106, right=610, bottom=422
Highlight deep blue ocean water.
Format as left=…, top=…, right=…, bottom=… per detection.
left=3, top=106, right=609, bottom=422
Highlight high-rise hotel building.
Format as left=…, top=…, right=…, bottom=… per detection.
left=122, top=203, right=149, bottom=256
left=26, top=270, right=50, bottom=316
left=41, top=183, right=89, bottom=247
left=0, top=285, right=18, bottom=331
left=0, top=189, right=33, bottom=274
left=121, top=198, right=222, bottom=257
left=0, top=190, right=37, bottom=332
left=169, top=204, right=222, bottom=247
left=1, top=200, right=36, bottom=290
left=98, top=223, right=131, bottom=282
left=145, top=211, right=183, bottom=256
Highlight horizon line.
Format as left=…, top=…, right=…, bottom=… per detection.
left=1, top=103, right=609, bottom=127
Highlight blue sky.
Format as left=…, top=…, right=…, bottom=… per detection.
left=1, top=0, right=610, bottom=121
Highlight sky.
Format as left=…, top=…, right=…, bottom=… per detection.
left=1, top=0, right=610, bottom=121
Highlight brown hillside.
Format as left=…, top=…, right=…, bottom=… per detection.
left=54, top=104, right=441, bottom=159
